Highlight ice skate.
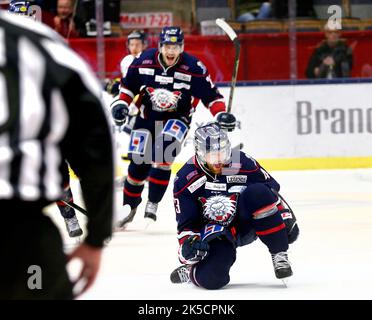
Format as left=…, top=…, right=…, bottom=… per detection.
left=170, top=265, right=192, bottom=284
left=144, top=201, right=158, bottom=223
left=116, top=204, right=137, bottom=230
left=64, top=215, right=83, bottom=238
left=271, top=251, right=293, bottom=282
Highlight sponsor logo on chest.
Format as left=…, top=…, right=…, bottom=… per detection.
left=205, top=182, right=227, bottom=191
left=174, top=72, right=191, bottom=82
left=155, top=75, right=173, bottom=84
left=226, top=175, right=247, bottom=184
left=173, top=82, right=190, bottom=90
left=187, top=176, right=207, bottom=193
left=138, top=68, right=155, bottom=76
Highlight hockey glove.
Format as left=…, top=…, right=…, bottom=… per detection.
left=110, top=99, right=129, bottom=126
left=181, top=235, right=209, bottom=264
left=105, top=78, right=120, bottom=96
left=216, top=112, right=236, bottom=131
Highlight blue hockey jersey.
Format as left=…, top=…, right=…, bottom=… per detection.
left=173, top=152, right=280, bottom=245
left=119, top=48, right=226, bottom=123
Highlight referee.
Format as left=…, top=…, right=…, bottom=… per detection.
left=0, top=10, right=114, bottom=299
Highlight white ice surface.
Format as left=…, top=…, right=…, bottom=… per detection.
left=45, top=168, right=372, bottom=300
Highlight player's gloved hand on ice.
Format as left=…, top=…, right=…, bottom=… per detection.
left=216, top=112, right=236, bottom=132
left=181, top=235, right=209, bottom=264
left=110, top=100, right=129, bottom=126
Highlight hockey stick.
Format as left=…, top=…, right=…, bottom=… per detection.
left=215, top=18, right=241, bottom=113
left=61, top=200, right=88, bottom=216
left=66, top=0, right=79, bottom=40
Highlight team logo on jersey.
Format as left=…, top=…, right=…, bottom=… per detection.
left=147, top=87, right=182, bottom=112
left=199, top=194, right=238, bottom=226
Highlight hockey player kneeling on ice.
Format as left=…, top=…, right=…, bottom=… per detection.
left=170, top=123, right=299, bottom=289
left=111, top=26, right=236, bottom=228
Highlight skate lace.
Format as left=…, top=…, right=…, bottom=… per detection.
left=65, top=216, right=80, bottom=231
left=178, top=266, right=191, bottom=283
left=146, top=201, right=158, bottom=214
left=272, top=252, right=290, bottom=270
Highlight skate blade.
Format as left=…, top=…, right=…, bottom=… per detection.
left=143, top=217, right=156, bottom=229
left=281, top=277, right=290, bottom=287
left=114, top=223, right=130, bottom=232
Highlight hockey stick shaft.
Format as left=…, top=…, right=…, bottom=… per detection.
left=215, top=19, right=241, bottom=113
left=61, top=200, right=88, bottom=216
left=228, top=39, right=240, bottom=113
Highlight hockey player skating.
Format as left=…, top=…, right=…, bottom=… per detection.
left=111, top=26, right=236, bottom=227
left=170, top=123, right=299, bottom=289
left=105, top=30, right=147, bottom=99
left=120, top=30, right=147, bottom=135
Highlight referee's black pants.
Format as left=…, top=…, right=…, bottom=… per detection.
left=0, top=200, right=74, bottom=299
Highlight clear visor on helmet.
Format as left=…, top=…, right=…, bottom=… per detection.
left=205, top=148, right=231, bottom=166
left=197, top=140, right=231, bottom=167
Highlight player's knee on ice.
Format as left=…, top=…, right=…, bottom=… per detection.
left=193, top=240, right=236, bottom=290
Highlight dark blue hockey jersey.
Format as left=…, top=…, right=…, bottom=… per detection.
left=119, top=48, right=226, bottom=123
left=173, top=152, right=280, bottom=245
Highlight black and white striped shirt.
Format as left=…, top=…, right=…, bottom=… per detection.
left=0, top=12, right=113, bottom=247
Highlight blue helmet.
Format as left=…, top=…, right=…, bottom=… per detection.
left=8, top=1, right=31, bottom=15
left=194, top=122, right=231, bottom=167
left=159, top=26, right=184, bottom=47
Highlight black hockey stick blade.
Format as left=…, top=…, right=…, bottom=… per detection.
left=61, top=200, right=88, bottom=216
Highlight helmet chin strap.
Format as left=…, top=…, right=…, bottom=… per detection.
left=195, top=154, right=216, bottom=180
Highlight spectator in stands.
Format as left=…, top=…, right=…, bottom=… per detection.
left=306, top=24, right=353, bottom=79
left=237, top=2, right=271, bottom=22
left=237, top=0, right=314, bottom=21
left=53, top=0, right=85, bottom=38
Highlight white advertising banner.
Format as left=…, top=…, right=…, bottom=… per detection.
left=217, top=83, right=372, bottom=159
